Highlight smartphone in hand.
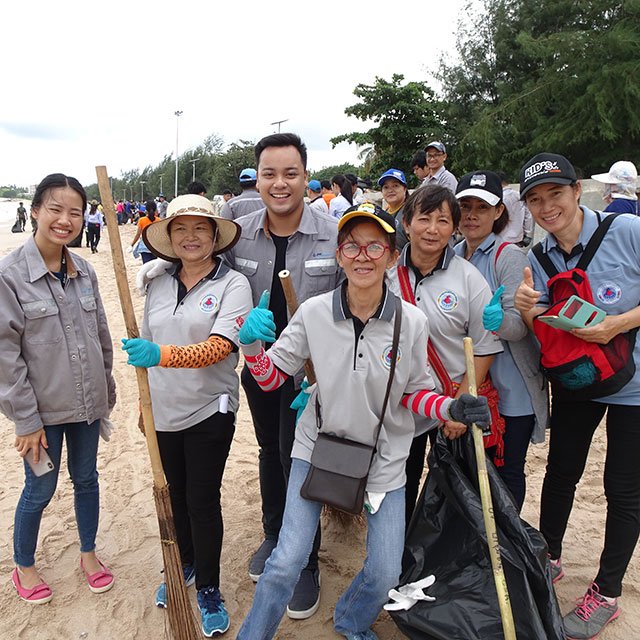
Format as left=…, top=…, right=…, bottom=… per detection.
left=24, top=445, right=55, bottom=476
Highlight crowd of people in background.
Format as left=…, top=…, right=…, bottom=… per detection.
left=1, top=134, right=639, bottom=640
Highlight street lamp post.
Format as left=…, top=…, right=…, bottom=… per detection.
left=174, top=110, right=183, bottom=197
left=159, top=174, right=164, bottom=195
left=140, top=180, right=146, bottom=202
left=189, top=158, right=201, bottom=182
left=270, top=118, right=289, bottom=133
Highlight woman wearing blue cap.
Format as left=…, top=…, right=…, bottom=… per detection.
left=378, top=168, right=409, bottom=250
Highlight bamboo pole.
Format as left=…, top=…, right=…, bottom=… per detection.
left=96, top=167, right=199, bottom=640
left=463, top=336, right=517, bottom=640
left=278, top=269, right=316, bottom=384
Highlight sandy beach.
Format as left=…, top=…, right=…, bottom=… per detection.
left=0, top=221, right=637, bottom=640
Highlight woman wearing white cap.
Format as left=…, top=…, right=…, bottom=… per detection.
left=591, top=160, right=639, bottom=215
left=120, top=194, right=252, bottom=637
left=235, top=202, right=490, bottom=640
left=454, top=170, right=549, bottom=512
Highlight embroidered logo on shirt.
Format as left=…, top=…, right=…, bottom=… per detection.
left=381, top=345, right=402, bottom=369
left=437, top=290, right=459, bottom=312
left=199, top=294, right=219, bottom=313
left=597, top=283, right=622, bottom=305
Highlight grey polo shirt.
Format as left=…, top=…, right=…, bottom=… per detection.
left=388, top=245, right=502, bottom=389
left=142, top=260, right=253, bottom=431
left=0, top=237, right=116, bottom=435
left=219, top=188, right=265, bottom=220
left=268, top=284, right=437, bottom=493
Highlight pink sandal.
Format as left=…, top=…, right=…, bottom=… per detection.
left=12, top=568, right=53, bottom=604
left=80, top=559, right=114, bottom=594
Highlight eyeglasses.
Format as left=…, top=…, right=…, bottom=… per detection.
left=339, top=242, right=389, bottom=260
left=426, top=152, right=444, bottom=159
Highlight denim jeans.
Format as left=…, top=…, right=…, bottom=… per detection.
left=241, top=366, right=321, bottom=569
left=237, top=458, right=405, bottom=640
left=13, top=420, right=100, bottom=567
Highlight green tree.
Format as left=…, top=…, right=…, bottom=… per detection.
left=309, top=163, right=360, bottom=183
left=207, top=140, right=256, bottom=195
left=440, top=0, right=640, bottom=176
left=330, top=74, right=444, bottom=180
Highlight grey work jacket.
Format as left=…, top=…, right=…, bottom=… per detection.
left=224, top=204, right=341, bottom=308
left=0, top=237, right=116, bottom=436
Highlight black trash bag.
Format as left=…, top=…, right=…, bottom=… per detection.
left=391, top=431, right=566, bottom=640
left=11, top=219, right=23, bottom=233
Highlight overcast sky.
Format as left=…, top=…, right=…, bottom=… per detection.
left=1, top=0, right=467, bottom=188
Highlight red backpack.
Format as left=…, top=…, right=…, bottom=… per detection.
left=532, top=213, right=637, bottom=400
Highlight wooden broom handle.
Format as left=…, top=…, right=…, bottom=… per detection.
left=96, top=166, right=166, bottom=488
left=463, top=337, right=517, bottom=640
left=278, top=269, right=316, bottom=385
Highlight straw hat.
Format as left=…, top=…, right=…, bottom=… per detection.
left=143, top=194, right=241, bottom=262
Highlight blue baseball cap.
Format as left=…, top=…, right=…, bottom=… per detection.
left=239, top=168, right=257, bottom=182
left=307, top=179, right=322, bottom=192
left=377, top=169, right=407, bottom=187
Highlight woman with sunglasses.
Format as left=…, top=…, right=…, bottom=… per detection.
left=234, top=202, right=489, bottom=640
left=454, top=171, right=549, bottom=512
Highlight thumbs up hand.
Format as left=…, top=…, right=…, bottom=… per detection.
left=238, top=290, right=277, bottom=344
left=514, top=267, right=541, bottom=313
left=482, top=284, right=505, bottom=331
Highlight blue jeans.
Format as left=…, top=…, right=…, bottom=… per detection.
left=237, top=458, right=405, bottom=640
left=13, top=421, right=100, bottom=567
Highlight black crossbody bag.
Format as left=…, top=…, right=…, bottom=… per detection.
left=299, top=297, right=402, bottom=515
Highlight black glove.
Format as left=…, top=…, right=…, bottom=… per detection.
left=448, top=393, right=490, bottom=429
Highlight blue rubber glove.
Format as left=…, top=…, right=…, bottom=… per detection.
left=121, top=338, right=161, bottom=368
left=290, top=379, right=310, bottom=424
left=482, top=285, right=505, bottom=332
left=239, top=290, right=276, bottom=344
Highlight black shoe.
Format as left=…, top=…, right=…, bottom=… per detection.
left=286, top=567, right=321, bottom=620
left=248, top=538, right=277, bottom=582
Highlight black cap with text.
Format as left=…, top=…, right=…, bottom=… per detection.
left=519, top=153, right=577, bottom=199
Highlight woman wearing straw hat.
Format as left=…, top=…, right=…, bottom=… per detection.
left=121, top=194, right=252, bottom=637
left=235, top=202, right=490, bottom=640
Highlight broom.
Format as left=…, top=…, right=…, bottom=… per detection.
left=96, top=167, right=199, bottom=640
left=463, top=336, right=517, bottom=640
left=278, top=270, right=365, bottom=528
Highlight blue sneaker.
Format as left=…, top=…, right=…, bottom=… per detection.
left=197, top=586, right=230, bottom=637
left=154, top=565, right=196, bottom=608
left=344, top=630, right=379, bottom=640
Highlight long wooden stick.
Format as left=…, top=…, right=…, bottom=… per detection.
left=278, top=269, right=316, bottom=384
left=463, top=337, right=517, bottom=640
left=96, top=167, right=199, bottom=640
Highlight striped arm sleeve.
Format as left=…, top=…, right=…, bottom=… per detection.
left=402, top=390, right=453, bottom=422
left=158, top=335, right=233, bottom=368
left=243, top=344, right=288, bottom=392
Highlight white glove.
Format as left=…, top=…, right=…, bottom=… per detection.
left=99, top=418, right=114, bottom=442
left=135, top=258, right=172, bottom=295
left=383, top=575, right=436, bottom=611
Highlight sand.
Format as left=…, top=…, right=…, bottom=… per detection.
left=0, top=223, right=637, bottom=640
